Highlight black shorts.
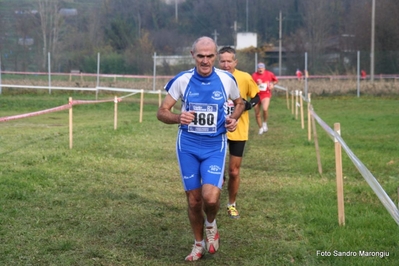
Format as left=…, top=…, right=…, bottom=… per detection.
left=228, top=140, right=246, bottom=157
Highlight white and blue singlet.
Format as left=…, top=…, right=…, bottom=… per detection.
left=165, top=67, right=240, bottom=191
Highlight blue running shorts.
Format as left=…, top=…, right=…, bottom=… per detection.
left=176, top=130, right=227, bottom=191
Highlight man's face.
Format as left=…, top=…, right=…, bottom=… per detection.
left=257, top=67, right=265, bottom=74
left=218, top=52, right=237, bottom=74
left=191, top=39, right=217, bottom=77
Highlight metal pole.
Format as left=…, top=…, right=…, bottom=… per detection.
left=153, top=52, right=157, bottom=91
left=246, top=0, right=248, bottom=32
left=357, top=51, right=360, bottom=97
left=175, top=0, right=178, bottom=23
left=0, top=59, right=2, bottom=95
left=48, top=52, right=51, bottom=94
left=278, top=11, right=282, bottom=76
left=255, top=53, right=258, bottom=71
left=304, top=52, right=308, bottom=100
left=96, top=52, right=100, bottom=87
left=96, top=53, right=100, bottom=99
left=370, top=0, right=375, bottom=82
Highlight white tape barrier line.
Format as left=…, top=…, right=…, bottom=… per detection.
left=0, top=97, right=119, bottom=122
left=72, top=99, right=115, bottom=105
left=0, top=104, right=71, bottom=122
left=310, top=108, right=399, bottom=225
left=0, top=84, right=167, bottom=95
left=96, top=87, right=167, bottom=95
left=119, top=92, right=140, bottom=99
left=96, top=86, right=138, bottom=93
left=274, top=85, right=287, bottom=91
left=1, top=84, right=97, bottom=91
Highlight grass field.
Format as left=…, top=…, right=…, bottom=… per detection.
left=0, top=91, right=398, bottom=265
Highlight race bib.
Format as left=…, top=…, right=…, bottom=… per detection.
left=188, top=103, right=218, bottom=133
left=225, top=100, right=234, bottom=116
left=259, top=83, right=268, bottom=91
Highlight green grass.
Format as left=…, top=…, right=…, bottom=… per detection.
left=0, top=92, right=398, bottom=265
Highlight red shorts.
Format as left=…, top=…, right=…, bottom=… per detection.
left=259, top=89, right=272, bottom=101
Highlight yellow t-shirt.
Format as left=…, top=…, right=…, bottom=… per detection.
left=227, top=69, right=259, bottom=141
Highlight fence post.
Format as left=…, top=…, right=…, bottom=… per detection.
left=295, top=90, right=299, bottom=120
left=140, top=89, right=144, bottom=123
left=48, top=52, right=51, bottom=94
left=334, top=123, right=345, bottom=226
left=291, top=90, right=294, bottom=114
left=286, top=87, right=289, bottom=109
left=153, top=52, right=157, bottom=91
left=114, top=96, right=118, bottom=130
left=0, top=59, right=2, bottom=94
left=307, top=93, right=312, bottom=141
left=311, top=107, right=322, bottom=175
left=300, top=91, right=304, bottom=129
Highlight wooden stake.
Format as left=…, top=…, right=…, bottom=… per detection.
left=114, top=96, right=118, bottom=130
left=139, top=89, right=144, bottom=123
left=307, top=93, right=312, bottom=141
left=295, top=90, right=298, bottom=120
left=334, top=123, right=345, bottom=226
left=311, top=108, right=322, bottom=175
left=291, top=90, right=294, bottom=114
left=286, top=88, right=289, bottom=109
left=300, top=91, right=304, bottom=129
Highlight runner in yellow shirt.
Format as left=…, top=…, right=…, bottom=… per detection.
left=218, top=46, right=260, bottom=218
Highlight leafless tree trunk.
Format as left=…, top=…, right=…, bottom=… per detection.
left=37, top=0, right=62, bottom=71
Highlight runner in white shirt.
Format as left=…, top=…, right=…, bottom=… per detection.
left=157, top=36, right=245, bottom=261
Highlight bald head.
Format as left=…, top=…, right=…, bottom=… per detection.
left=191, top=36, right=217, bottom=54
left=191, top=36, right=218, bottom=77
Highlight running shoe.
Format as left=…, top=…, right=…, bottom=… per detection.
left=258, top=127, right=264, bottom=135
left=185, top=243, right=205, bottom=261
left=205, top=223, right=220, bottom=254
left=227, top=205, right=240, bottom=219
left=263, top=122, right=268, bottom=132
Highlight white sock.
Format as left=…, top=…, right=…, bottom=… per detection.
left=227, top=202, right=236, bottom=207
left=195, top=240, right=205, bottom=247
left=205, top=219, right=216, bottom=227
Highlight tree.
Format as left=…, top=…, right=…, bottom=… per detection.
left=37, top=0, right=63, bottom=71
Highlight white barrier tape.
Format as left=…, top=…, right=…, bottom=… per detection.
left=274, top=85, right=287, bottom=91
left=119, top=92, right=140, bottom=99
left=71, top=99, right=115, bottom=105
left=0, top=104, right=71, bottom=122
left=0, top=97, right=120, bottom=123
left=0, top=70, right=174, bottom=79
left=96, top=86, right=138, bottom=93
left=310, top=107, right=399, bottom=225
left=96, top=86, right=167, bottom=95
left=1, top=84, right=97, bottom=91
